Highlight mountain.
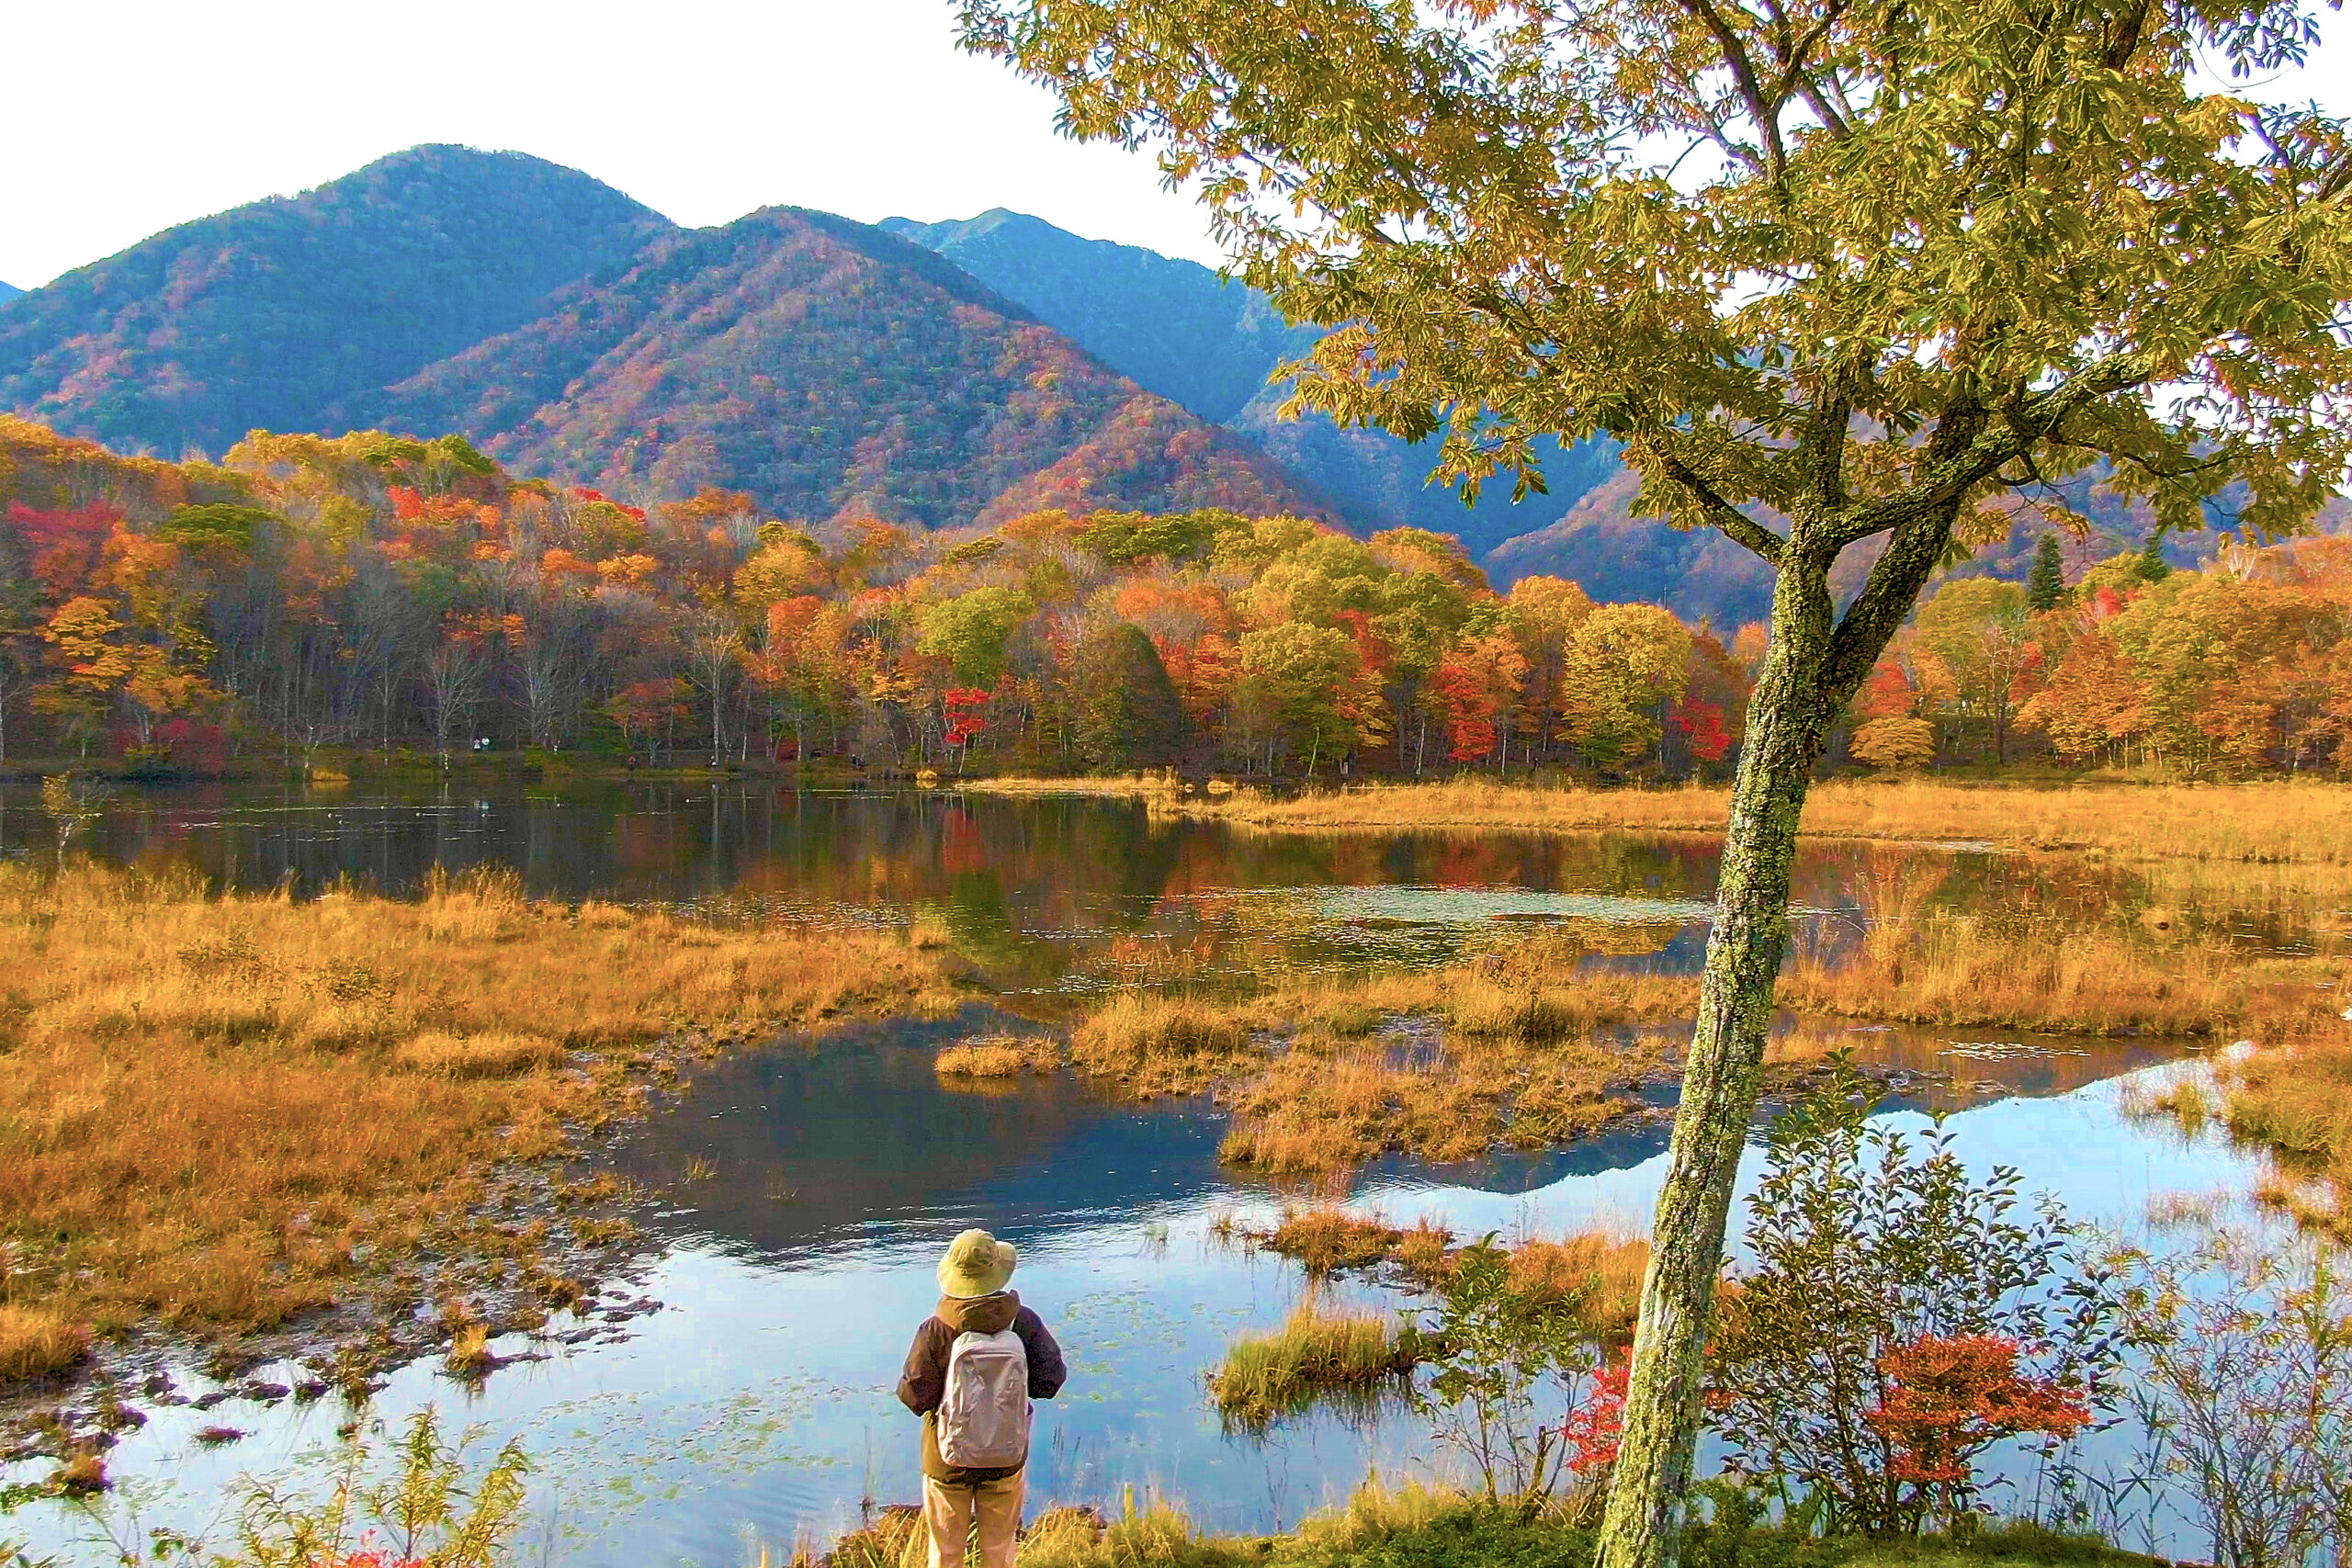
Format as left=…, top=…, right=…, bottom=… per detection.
left=0, top=280, right=19, bottom=308
left=0, top=146, right=673, bottom=456
left=878, top=209, right=1309, bottom=425
left=882, top=209, right=1621, bottom=558
left=368, top=208, right=1327, bottom=528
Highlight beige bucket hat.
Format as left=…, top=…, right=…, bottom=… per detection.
left=937, top=1227, right=1018, bottom=1299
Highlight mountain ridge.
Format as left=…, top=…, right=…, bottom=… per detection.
left=368, top=205, right=1330, bottom=528
left=0, top=145, right=675, bottom=456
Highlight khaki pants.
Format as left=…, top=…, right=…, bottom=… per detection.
left=922, top=1471, right=1024, bottom=1568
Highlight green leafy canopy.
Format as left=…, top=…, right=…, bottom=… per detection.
left=957, top=0, right=2352, bottom=587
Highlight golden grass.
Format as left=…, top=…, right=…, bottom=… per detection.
left=934, top=1035, right=1063, bottom=1077
left=0, top=861, right=966, bottom=1370
left=1023, top=776, right=2352, bottom=866
left=1258, top=1207, right=1408, bottom=1274
left=0, top=1305, right=91, bottom=1384
left=1073, top=934, right=1695, bottom=1172
left=1781, top=912, right=2342, bottom=1042
left=392, top=1031, right=568, bottom=1078
left=2169, top=1035, right=2352, bottom=1238
left=1209, top=1298, right=1421, bottom=1425
left=1250, top=1206, right=1649, bottom=1340
left=1069, top=993, right=1254, bottom=1095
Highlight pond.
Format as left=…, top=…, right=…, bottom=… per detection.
left=0, top=780, right=2297, bottom=1565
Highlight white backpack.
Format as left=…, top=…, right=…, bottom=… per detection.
left=937, top=1327, right=1032, bottom=1468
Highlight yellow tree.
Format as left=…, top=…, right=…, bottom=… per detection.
left=956, top=0, right=2352, bottom=1556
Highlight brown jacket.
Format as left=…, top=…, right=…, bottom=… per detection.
left=896, top=1290, right=1067, bottom=1483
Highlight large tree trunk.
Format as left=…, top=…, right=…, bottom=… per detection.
left=1596, top=556, right=1841, bottom=1568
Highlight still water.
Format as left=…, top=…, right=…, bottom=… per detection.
left=0, top=781, right=2289, bottom=1564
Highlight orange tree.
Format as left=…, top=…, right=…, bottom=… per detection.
left=954, top=0, right=2352, bottom=1559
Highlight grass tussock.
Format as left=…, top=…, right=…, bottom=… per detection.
left=1209, top=1299, right=1422, bottom=1426
left=1251, top=1206, right=1649, bottom=1340
left=0, top=1305, right=92, bottom=1384
left=1069, top=993, right=1254, bottom=1094
left=392, top=1031, right=567, bottom=1078
left=0, top=861, right=966, bottom=1369
left=934, top=1035, right=1063, bottom=1078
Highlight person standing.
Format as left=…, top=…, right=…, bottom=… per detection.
left=897, top=1228, right=1067, bottom=1568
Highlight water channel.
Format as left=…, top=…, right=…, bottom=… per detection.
left=0, top=780, right=2311, bottom=1565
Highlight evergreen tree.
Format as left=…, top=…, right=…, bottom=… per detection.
left=2027, top=533, right=2066, bottom=611
left=2138, top=528, right=2174, bottom=583
left=1077, top=624, right=1189, bottom=768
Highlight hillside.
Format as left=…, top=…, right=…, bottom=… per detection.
left=0, top=280, right=19, bottom=307
left=0, top=146, right=673, bottom=456
left=884, top=209, right=1622, bottom=557
left=878, top=209, right=1308, bottom=424
left=370, top=208, right=1328, bottom=528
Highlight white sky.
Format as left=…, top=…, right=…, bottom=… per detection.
left=0, top=0, right=1227, bottom=290
left=3, top=0, right=2347, bottom=292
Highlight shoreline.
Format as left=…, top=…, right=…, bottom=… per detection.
left=0, top=864, right=975, bottom=1470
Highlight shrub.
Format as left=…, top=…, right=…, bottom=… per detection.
left=1408, top=1236, right=1600, bottom=1505
left=227, top=1407, right=528, bottom=1568
left=2114, top=1233, right=2352, bottom=1568
left=1706, top=1060, right=2120, bottom=1537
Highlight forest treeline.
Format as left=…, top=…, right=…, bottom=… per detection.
left=0, top=415, right=2346, bottom=779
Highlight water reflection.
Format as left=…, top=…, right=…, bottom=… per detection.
left=0, top=779, right=2309, bottom=1564
left=2, top=779, right=2325, bottom=1006
left=6, top=1050, right=2267, bottom=1568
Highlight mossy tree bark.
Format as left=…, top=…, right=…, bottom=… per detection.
left=1595, top=479, right=1975, bottom=1568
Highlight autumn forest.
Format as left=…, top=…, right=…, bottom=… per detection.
left=2, top=413, right=2345, bottom=783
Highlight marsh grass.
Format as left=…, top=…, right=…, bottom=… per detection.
left=1069, top=994, right=1254, bottom=1094
left=1209, top=1298, right=1422, bottom=1426
left=935, top=1035, right=1064, bottom=1077
left=0, top=1306, right=90, bottom=1384
left=1057, top=776, right=2352, bottom=865
left=1250, top=1206, right=1650, bottom=1341
left=0, top=861, right=966, bottom=1373
left=1781, top=910, right=2342, bottom=1041
left=1070, top=886, right=2335, bottom=1175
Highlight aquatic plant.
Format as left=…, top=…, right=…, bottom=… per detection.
left=1210, top=1299, right=1423, bottom=1426
left=934, top=1035, right=1062, bottom=1077
left=226, top=1407, right=528, bottom=1568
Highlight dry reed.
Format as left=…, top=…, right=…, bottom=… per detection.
left=934, top=1035, right=1062, bottom=1077
left=1005, top=776, right=2352, bottom=867
left=1248, top=1205, right=1648, bottom=1339
left=1069, top=993, right=1254, bottom=1094
left=0, top=861, right=966, bottom=1373
left=0, top=1306, right=91, bottom=1384
left=1781, top=911, right=2342, bottom=1041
